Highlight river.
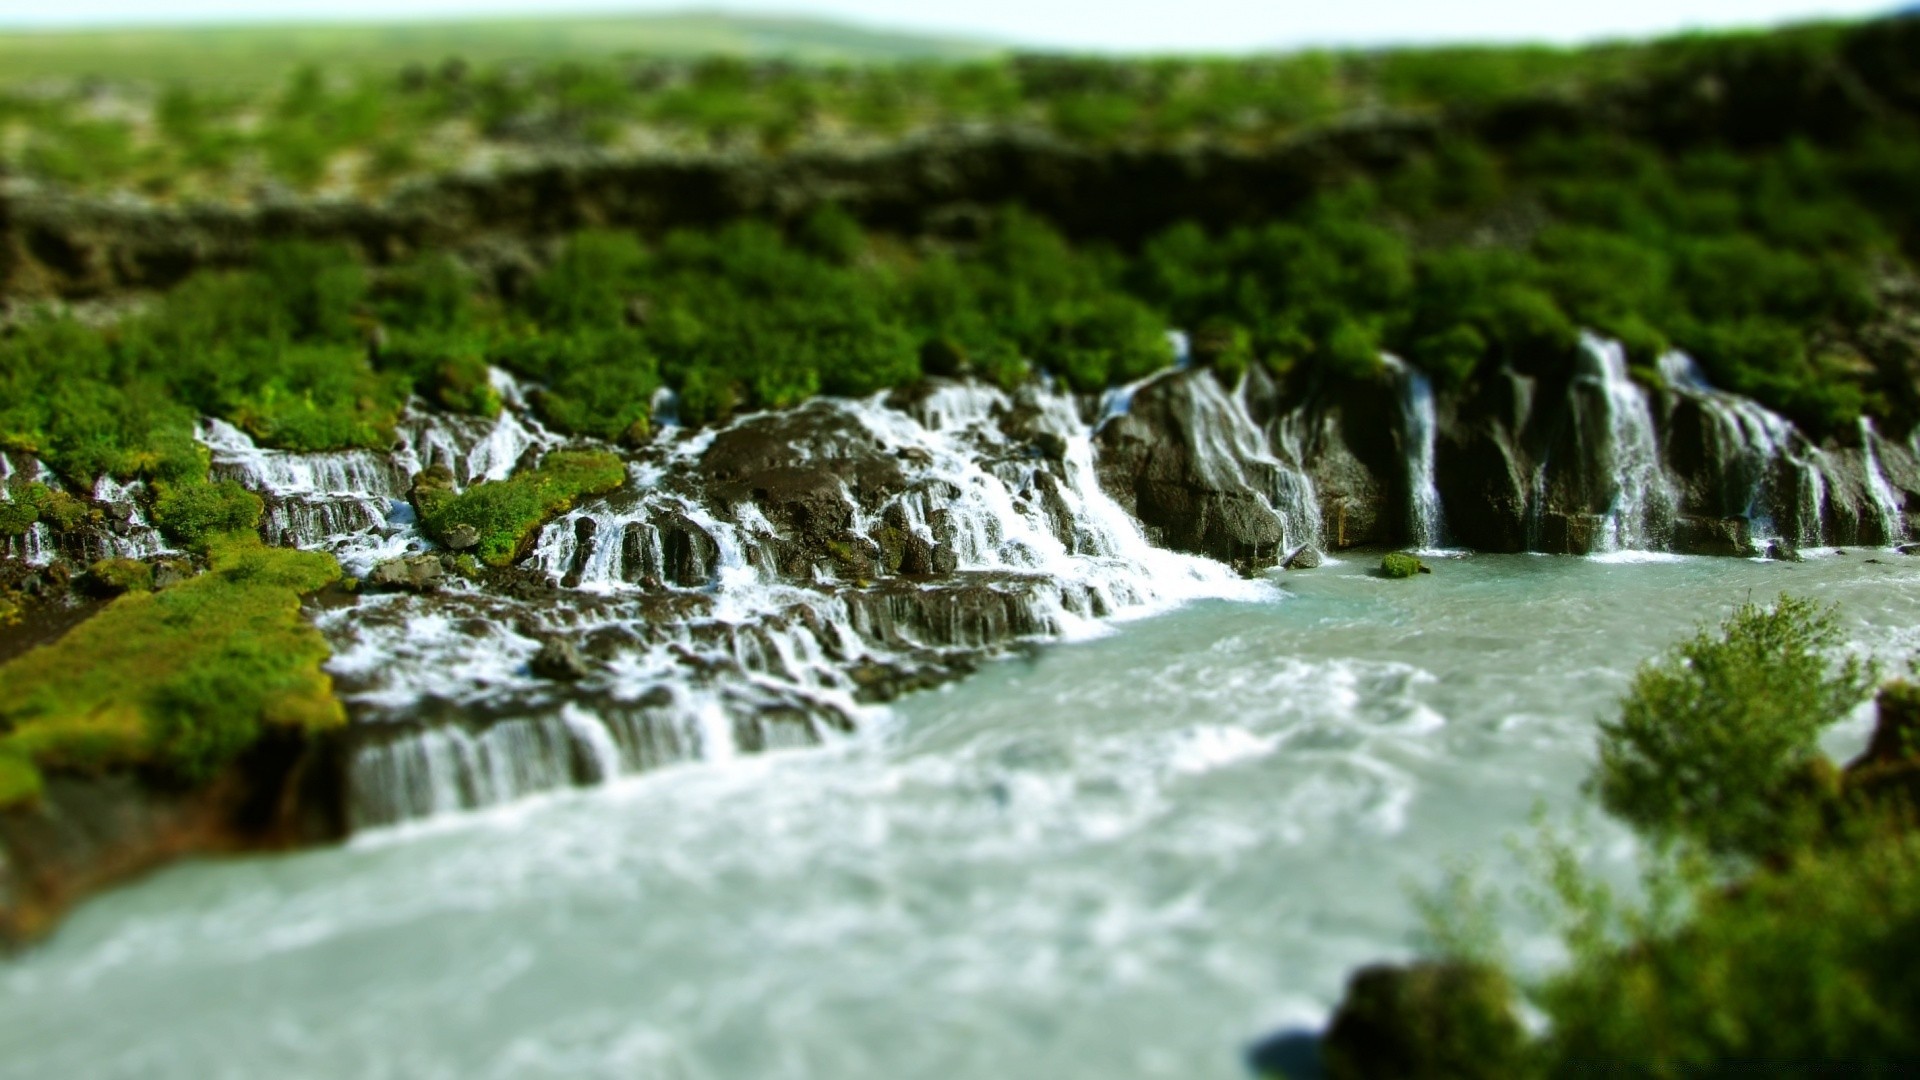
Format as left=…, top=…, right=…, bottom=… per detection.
left=4, top=552, right=1917, bottom=1079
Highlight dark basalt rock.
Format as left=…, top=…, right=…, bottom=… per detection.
left=1242, top=365, right=1399, bottom=550
left=0, top=729, right=348, bottom=948
left=1670, top=515, right=1755, bottom=558
left=1095, top=369, right=1288, bottom=567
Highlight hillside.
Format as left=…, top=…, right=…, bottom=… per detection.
left=0, top=11, right=1001, bottom=87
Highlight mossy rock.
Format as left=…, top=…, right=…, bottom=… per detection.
left=85, top=558, right=153, bottom=596
left=1381, top=552, right=1429, bottom=579
left=1321, top=961, right=1529, bottom=1080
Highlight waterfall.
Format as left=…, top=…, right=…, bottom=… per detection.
left=1578, top=334, right=1673, bottom=552
left=1382, top=356, right=1446, bottom=551
left=1859, top=418, right=1908, bottom=546
left=1656, top=352, right=1831, bottom=548
left=201, top=369, right=1259, bottom=829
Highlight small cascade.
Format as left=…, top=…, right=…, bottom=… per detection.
left=1656, top=353, right=1832, bottom=548
left=393, top=369, right=564, bottom=487
left=1382, top=356, right=1446, bottom=550
left=1859, top=418, right=1908, bottom=546
left=1577, top=334, right=1673, bottom=551
left=200, top=418, right=407, bottom=564
left=1, top=452, right=60, bottom=566
left=90, top=474, right=172, bottom=561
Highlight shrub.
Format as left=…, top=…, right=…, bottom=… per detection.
left=1592, top=596, right=1876, bottom=856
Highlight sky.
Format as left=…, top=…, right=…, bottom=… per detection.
left=0, top=0, right=1896, bottom=52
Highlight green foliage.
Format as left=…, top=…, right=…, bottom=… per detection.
left=0, top=483, right=94, bottom=536
left=1593, top=596, right=1876, bottom=856
left=1320, top=962, right=1530, bottom=1080
left=151, top=480, right=264, bottom=549
left=0, top=752, right=41, bottom=808
left=1381, top=553, right=1425, bottom=578
left=418, top=450, right=627, bottom=567
left=0, top=537, right=342, bottom=805
left=1539, top=827, right=1920, bottom=1073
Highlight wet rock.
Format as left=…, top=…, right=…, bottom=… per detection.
left=1031, top=431, right=1069, bottom=462
left=1284, top=545, right=1324, bottom=570
left=1670, top=515, right=1754, bottom=558
left=1094, top=369, right=1289, bottom=566
left=930, top=543, right=959, bottom=577
left=1321, top=961, right=1527, bottom=1080
left=656, top=512, right=719, bottom=587
left=1899, top=544, right=1920, bottom=556
left=408, top=465, right=456, bottom=515
left=364, top=555, right=445, bottom=593
left=1765, top=540, right=1806, bottom=562
left=444, top=523, right=480, bottom=551
left=1535, top=512, right=1605, bottom=556
left=530, top=638, right=592, bottom=682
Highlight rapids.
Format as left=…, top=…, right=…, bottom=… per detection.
left=4, top=553, right=1918, bottom=1079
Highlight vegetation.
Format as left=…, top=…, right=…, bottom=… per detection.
left=1380, top=553, right=1425, bottom=578
left=1368, top=597, right=1917, bottom=1077
left=0, top=536, right=343, bottom=808
left=415, top=450, right=627, bottom=567
left=1593, top=596, right=1875, bottom=855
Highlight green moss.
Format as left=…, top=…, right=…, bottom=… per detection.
left=0, top=752, right=41, bottom=807
left=418, top=450, right=627, bottom=567
left=86, top=558, right=153, bottom=595
left=0, top=536, right=343, bottom=805
left=150, top=479, right=263, bottom=548
left=1381, top=553, right=1425, bottom=578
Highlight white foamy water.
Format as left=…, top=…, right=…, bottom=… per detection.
left=6, top=554, right=1918, bottom=1079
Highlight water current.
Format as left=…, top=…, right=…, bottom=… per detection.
left=5, top=552, right=1919, bottom=1079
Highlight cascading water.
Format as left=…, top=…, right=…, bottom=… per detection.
left=194, top=368, right=1256, bottom=829
left=1656, top=352, right=1831, bottom=548
left=1859, top=418, right=1908, bottom=546
left=1577, top=334, right=1674, bottom=551
left=1382, top=355, right=1446, bottom=551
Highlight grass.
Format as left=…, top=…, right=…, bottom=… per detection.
left=0, top=14, right=998, bottom=88
left=0, top=535, right=343, bottom=808
left=416, top=450, right=627, bottom=567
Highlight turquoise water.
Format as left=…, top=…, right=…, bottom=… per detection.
left=4, top=553, right=1918, bottom=1079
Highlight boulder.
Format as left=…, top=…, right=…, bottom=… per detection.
left=1283, top=545, right=1324, bottom=570
left=364, top=555, right=444, bottom=593
left=444, top=522, right=481, bottom=551
left=530, top=638, right=592, bottom=682
left=1765, top=540, right=1806, bottom=562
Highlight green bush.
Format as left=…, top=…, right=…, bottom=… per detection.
left=1540, top=828, right=1920, bottom=1073
left=1592, top=596, right=1876, bottom=856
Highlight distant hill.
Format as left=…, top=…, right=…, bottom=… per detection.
left=0, top=12, right=1003, bottom=86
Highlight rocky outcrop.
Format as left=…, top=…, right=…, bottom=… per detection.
left=0, top=729, right=347, bottom=948
left=1095, top=368, right=1294, bottom=566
